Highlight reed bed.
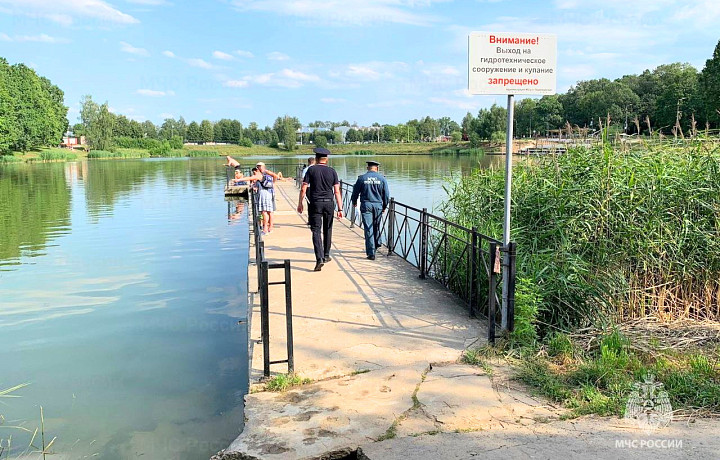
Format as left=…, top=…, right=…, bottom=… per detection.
left=442, top=140, right=720, bottom=332
left=38, top=149, right=77, bottom=161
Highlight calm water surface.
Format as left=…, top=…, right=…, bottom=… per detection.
left=1, top=159, right=248, bottom=459
left=0, top=153, right=497, bottom=459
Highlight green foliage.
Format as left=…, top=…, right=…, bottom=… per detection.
left=39, top=149, right=77, bottom=161
left=450, top=131, right=462, bottom=142
left=265, top=374, right=312, bottom=392
left=510, top=278, right=540, bottom=347
left=169, top=135, right=184, bottom=149
left=149, top=139, right=172, bottom=155
left=200, top=120, right=214, bottom=143
left=239, top=137, right=253, bottom=148
left=443, top=144, right=720, bottom=331
left=700, top=40, right=720, bottom=126
left=0, top=154, right=22, bottom=163
left=81, top=96, right=115, bottom=151
left=0, top=58, right=67, bottom=153
left=314, top=134, right=327, bottom=148
left=87, top=149, right=150, bottom=159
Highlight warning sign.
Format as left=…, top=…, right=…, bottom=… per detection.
left=468, top=32, right=557, bottom=95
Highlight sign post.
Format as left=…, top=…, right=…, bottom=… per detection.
left=468, top=32, right=557, bottom=332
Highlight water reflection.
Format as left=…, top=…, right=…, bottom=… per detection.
left=0, top=163, right=71, bottom=267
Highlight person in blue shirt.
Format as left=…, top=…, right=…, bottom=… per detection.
left=351, top=160, right=390, bottom=260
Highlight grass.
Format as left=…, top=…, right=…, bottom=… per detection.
left=37, top=149, right=77, bottom=161
left=514, top=329, right=720, bottom=418
left=0, top=155, right=23, bottom=164
left=264, top=374, right=312, bottom=392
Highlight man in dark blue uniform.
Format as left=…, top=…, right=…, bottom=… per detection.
left=297, top=148, right=343, bottom=271
left=351, top=160, right=390, bottom=260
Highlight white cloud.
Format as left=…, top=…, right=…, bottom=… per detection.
left=321, top=98, right=347, bottom=103
left=137, top=89, right=175, bottom=96
left=213, top=50, right=234, bottom=60
left=0, top=33, right=68, bottom=43
left=120, top=41, right=149, bottom=56
left=347, top=65, right=381, bottom=80
left=230, top=0, right=443, bottom=26
left=235, top=49, right=254, bottom=58
left=224, top=80, right=249, bottom=88
left=280, top=68, right=319, bottom=82
left=366, top=99, right=414, bottom=108
left=0, top=0, right=138, bottom=25
left=241, top=68, right=321, bottom=88
left=342, top=61, right=407, bottom=82
left=162, top=50, right=175, bottom=58
left=159, top=112, right=175, bottom=118
left=267, top=51, right=289, bottom=61
left=186, top=58, right=214, bottom=69
left=126, top=0, right=169, bottom=4
left=428, top=96, right=479, bottom=111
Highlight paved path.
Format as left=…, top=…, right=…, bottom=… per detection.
left=213, top=180, right=720, bottom=460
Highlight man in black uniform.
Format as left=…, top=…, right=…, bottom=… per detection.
left=297, top=148, right=343, bottom=271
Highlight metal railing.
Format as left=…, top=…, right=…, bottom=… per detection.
left=338, top=180, right=517, bottom=344
left=249, top=188, right=295, bottom=376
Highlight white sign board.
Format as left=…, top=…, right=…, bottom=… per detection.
left=468, top=32, right=557, bottom=95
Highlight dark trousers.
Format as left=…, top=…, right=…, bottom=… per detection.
left=360, top=202, right=383, bottom=257
left=309, top=200, right=334, bottom=262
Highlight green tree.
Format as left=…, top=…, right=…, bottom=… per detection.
left=515, top=98, right=538, bottom=138
left=80, top=96, right=114, bottom=151
left=282, top=116, right=297, bottom=151
left=700, top=40, right=720, bottom=126
left=142, top=120, right=157, bottom=139
left=186, top=121, right=201, bottom=143
left=200, top=120, right=214, bottom=143
left=314, top=134, right=327, bottom=148
left=652, top=63, right=700, bottom=132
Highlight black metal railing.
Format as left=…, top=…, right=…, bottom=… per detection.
left=337, top=180, right=516, bottom=344
left=249, top=189, right=295, bottom=376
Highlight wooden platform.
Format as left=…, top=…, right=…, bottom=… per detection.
left=224, top=184, right=249, bottom=197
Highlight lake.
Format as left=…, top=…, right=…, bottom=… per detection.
left=0, top=153, right=498, bottom=459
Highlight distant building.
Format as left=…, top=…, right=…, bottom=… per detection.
left=60, top=135, right=85, bottom=147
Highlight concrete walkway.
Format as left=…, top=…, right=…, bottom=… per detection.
left=246, top=180, right=483, bottom=383
left=213, top=180, right=720, bottom=460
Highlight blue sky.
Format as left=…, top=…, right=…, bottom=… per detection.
left=1, top=0, right=719, bottom=127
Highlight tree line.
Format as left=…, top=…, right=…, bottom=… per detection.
left=0, top=58, right=68, bottom=153
left=467, top=39, right=720, bottom=143
left=3, top=40, right=720, bottom=154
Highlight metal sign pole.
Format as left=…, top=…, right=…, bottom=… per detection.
left=501, top=94, right=514, bottom=331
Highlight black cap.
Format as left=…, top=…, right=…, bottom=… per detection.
left=313, top=147, right=331, bottom=157
left=366, top=160, right=380, bottom=167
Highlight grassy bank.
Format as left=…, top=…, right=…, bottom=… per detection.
left=1, top=142, right=481, bottom=164
left=183, top=141, right=477, bottom=156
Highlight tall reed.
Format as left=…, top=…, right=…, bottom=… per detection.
left=443, top=141, right=720, bottom=331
